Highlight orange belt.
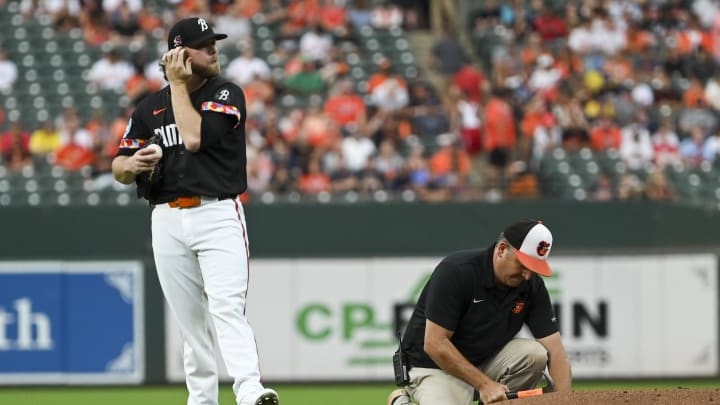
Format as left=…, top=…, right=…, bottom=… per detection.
left=168, top=196, right=202, bottom=209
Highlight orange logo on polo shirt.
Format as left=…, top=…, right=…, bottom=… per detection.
left=537, top=241, right=550, bottom=256
left=512, top=300, right=525, bottom=314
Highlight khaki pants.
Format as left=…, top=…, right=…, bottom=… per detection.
left=406, top=338, right=548, bottom=405
left=430, top=0, right=459, bottom=34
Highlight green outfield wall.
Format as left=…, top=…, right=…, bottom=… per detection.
left=4, top=200, right=716, bottom=259
left=1, top=200, right=719, bottom=382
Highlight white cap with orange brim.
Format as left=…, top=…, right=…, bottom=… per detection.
left=503, top=219, right=553, bottom=276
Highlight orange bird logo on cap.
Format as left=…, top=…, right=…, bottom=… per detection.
left=537, top=241, right=550, bottom=256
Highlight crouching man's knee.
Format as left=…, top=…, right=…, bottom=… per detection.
left=526, top=340, right=549, bottom=372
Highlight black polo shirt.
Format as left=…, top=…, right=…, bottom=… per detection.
left=401, top=244, right=558, bottom=369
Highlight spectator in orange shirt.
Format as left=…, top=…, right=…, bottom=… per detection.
left=626, top=24, right=655, bottom=53
left=298, top=104, right=340, bottom=151
left=85, top=110, right=119, bottom=178
left=298, top=156, right=331, bottom=194
left=520, top=32, right=545, bottom=68
left=602, top=52, right=633, bottom=90
left=368, top=58, right=404, bottom=93
left=590, top=115, right=622, bottom=151
left=80, top=2, right=111, bottom=46
left=319, top=0, right=348, bottom=37
left=683, top=78, right=708, bottom=108
left=237, top=0, right=262, bottom=17
left=126, top=57, right=160, bottom=106
left=483, top=89, right=516, bottom=191
left=368, top=58, right=409, bottom=112
left=520, top=95, right=555, bottom=163
left=54, top=116, right=95, bottom=171
left=106, top=107, right=133, bottom=157
left=177, top=0, right=210, bottom=15
left=324, top=79, right=366, bottom=129
left=282, top=0, right=321, bottom=37
left=554, top=45, right=583, bottom=80
left=54, top=138, right=95, bottom=171
left=137, top=5, right=162, bottom=32
left=430, top=133, right=472, bottom=189
left=673, top=18, right=707, bottom=56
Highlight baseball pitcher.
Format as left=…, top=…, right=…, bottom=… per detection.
left=111, top=17, right=279, bottom=405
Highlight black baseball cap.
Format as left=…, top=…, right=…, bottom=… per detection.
left=167, top=17, right=227, bottom=50
left=502, top=218, right=554, bottom=276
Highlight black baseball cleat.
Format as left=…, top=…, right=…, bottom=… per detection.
left=240, top=388, right=279, bottom=405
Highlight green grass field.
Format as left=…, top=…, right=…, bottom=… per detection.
left=0, top=380, right=717, bottom=405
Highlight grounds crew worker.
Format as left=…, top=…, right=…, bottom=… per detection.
left=389, top=218, right=572, bottom=405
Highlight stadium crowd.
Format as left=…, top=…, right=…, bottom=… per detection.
left=1, top=0, right=720, bottom=204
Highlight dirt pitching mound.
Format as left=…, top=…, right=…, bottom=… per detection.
left=507, top=388, right=720, bottom=404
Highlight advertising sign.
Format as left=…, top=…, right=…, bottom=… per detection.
left=0, top=261, right=144, bottom=384
left=547, top=255, right=718, bottom=377
left=166, top=255, right=717, bottom=381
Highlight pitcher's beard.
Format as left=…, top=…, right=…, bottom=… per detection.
left=192, top=62, right=220, bottom=78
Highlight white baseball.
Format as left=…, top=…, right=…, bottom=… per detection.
left=146, top=143, right=163, bottom=158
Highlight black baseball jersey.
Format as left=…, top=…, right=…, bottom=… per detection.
left=401, top=244, right=559, bottom=369
left=116, top=76, right=247, bottom=204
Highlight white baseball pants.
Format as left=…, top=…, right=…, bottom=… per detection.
left=151, top=197, right=264, bottom=405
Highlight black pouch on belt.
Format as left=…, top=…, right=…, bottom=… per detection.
left=392, top=332, right=410, bottom=386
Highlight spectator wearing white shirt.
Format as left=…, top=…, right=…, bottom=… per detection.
left=705, top=72, right=720, bottom=110
left=226, top=46, right=272, bottom=87
left=591, top=14, right=626, bottom=55
left=20, top=0, right=81, bottom=20
left=0, top=48, right=18, bottom=92
left=631, top=81, right=654, bottom=108
left=341, top=128, right=376, bottom=173
left=567, top=18, right=594, bottom=55
left=299, top=23, right=333, bottom=64
left=371, top=1, right=403, bottom=29
left=527, top=54, right=561, bottom=92
left=371, top=75, right=409, bottom=112
left=59, top=114, right=93, bottom=150
left=620, top=123, right=654, bottom=171
left=87, top=48, right=134, bottom=91
left=606, top=0, right=642, bottom=24
left=103, top=0, right=142, bottom=13
left=703, top=131, right=720, bottom=162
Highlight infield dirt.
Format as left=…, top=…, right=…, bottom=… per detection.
left=507, top=388, right=720, bottom=404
